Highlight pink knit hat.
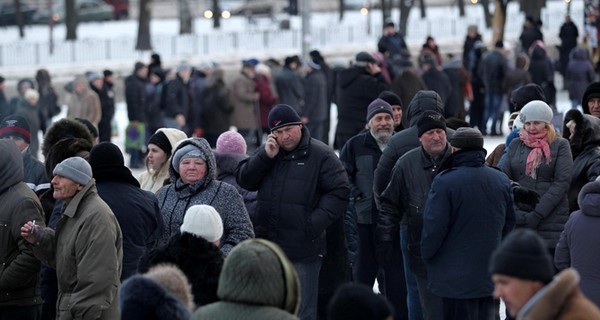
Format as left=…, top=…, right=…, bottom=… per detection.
left=216, top=131, right=247, bottom=155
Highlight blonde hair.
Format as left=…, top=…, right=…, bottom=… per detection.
left=546, top=123, right=556, bottom=144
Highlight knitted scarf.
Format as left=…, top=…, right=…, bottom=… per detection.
left=519, top=128, right=551, bottom=179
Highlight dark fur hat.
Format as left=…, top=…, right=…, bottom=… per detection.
left=42, top=118, right=94, bottom=158
left=44, top=138, right=93, bottom=180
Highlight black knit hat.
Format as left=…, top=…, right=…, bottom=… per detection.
left=417, top=110, right=446, bottom=137
left=0, top=115, right=31, bottom=144
left=366, top=98, right=393, bottom=122
left=89, top=142, right=140, bottom=187
left=328, top=283, right=393, bottom=320
left=148, top=131, right=172, bottom=156
left=378, top=90, right=403, bottom=107
left=268, top=104, right=302, bottom=131
left=510, top=84, right=546, bottom=112
left=450, top=127, right=484, bottom=150
left=489, top=229, right=554, bottom=284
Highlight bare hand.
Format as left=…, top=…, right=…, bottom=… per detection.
left=368, top=63, right=381, bottom=75
left=21, top=221, right=39, bottom=244
left=265, top=134, right=280, bottom=158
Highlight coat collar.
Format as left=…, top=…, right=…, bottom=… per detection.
left=63, top=179, right=97, bottom=218
left=518, top=268, right=581, bottom=319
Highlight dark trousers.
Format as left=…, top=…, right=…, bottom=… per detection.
left=355, top=224, right=408, bottom=320
left=98, top=118, right=112, bottom=142
left=0, top=304, right=42, bottom=320
left=442, top=296, right=495, bottom=320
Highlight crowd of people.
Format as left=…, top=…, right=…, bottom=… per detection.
left=3, top=12, right=600, bottom=320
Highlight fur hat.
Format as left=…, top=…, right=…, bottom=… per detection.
left=519, top=100, right=553, bottom=124
left=144, top=264, right=195, bottom=310
left=171, top=143, right=208, bottom=173
left=53, top=156, right=92, bottom=185
left=45, top=138, right=93, bottom=180
left=0, top=114, right=31, bottom=144
left=74, top=118, right=98, bottom=139
left=328, top=283, right=394, bottom=320
left=510, top=84, right=546, bottom=112
left=450, top=127, right=484, bottom=150
left=42, top=118, right=94, bottom=158
left=216, top=131, right=247, bottom=155
left=378, top=90, right=403, bottom=107
left=268, top=104, right=302, bottom=131
left=180, top=205, right=224, bottom=242
left=119, top=275, right=191, bottom=320
left=366, top=98, right=393, bottom=122
left=417, top=110, right=446, bottom=137
left=489, top=229, right=554, bottom=284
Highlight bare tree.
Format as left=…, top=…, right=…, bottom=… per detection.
left=479, top=0, right=492, bottom=28
left=419, top=0, right=426, bottom=18
left=136, top=0, right=152, bottom=50
left=492, top=0, right=508, bottom=43
left=65, top=0, right=77, bottom=40
left=457, top=0, right=465, bottom=17
left=398, top=0, right=414, bottom=37
left=339, top=0, right=344, bottom=21
left=14, top=0, right=25, bottom=38
left=179, top=0, right=192, bottom=34
left=212, top=0, right=221, bottom=28
left=519, top=0, right=545, bottom=22
left=381, top=0, right=392, bottom=23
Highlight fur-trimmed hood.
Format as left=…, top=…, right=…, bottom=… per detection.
left=563, top=109, right=600, bottom=158
left=42, top=118, right=94, bottom=158
left=119, top=274, right=191, bottom=320
left=578, top=178, right=600, bottom=218
left=168, top=138, right=217, bottom=190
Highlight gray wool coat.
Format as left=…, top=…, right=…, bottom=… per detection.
left=156, top=138, right=254, bottom=255
left=503, top=136, right=573, bottom=249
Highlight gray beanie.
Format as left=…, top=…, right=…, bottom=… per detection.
left=53, top=156, right=92, bottom=185
left=172, top=144, right=207, bottom=173
left=518, top=100, right=553, bottom=124
left=450, top=127, right=484, bottom=150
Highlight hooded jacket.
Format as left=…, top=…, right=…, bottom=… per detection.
left=191, top=239, right=301, bottom=320
left=562, top=109, right=600, bottom=212
left=215, top=151, right=257, bottom=223
left=32, top=179, right=123, bottom=320
left=517, top=269, right=600, bottom=320
left=335, top=65, right=390, bottom=148
left=373, top=90, right=453, bottom=211
left=581, top=81, right=600, bottom=115
left=555, top=179, right=600, bottom=307
left=566, top=47, right=595, bottom=103
left=138, top=128, right=188, bottom=194
left=0, top=140, right=45, bottom=307
left=156, top=138, right=254, bottom=254
left=236, top=126, right=350, bottom=261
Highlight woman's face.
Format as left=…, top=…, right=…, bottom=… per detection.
left=179, top=157, right=208, bottom=184
left=523, top=121, right=546, bottom=135
left=147, top=144, right=167, bottom=171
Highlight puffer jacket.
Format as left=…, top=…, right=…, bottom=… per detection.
left=138, top=128, right=188, bottom=194
left=555, top=179, right=600, bottom=308
left=377, top=144, right=452, bottom=277
left=236, top=126, right=350, bottom=261
left=0, top=140, right=45, bottom=307
left=517, top=269, right=600, bottom=320
left=32, top=179, right=122, bottom=320
left=191, top=239, right=300, bottom=320
left=215, top=152, right=257, bottom=223
left=373, top=90, right=453, bottom=211
left=562, top=109, right=600, bottom=212
left=156, top=138, right=254, bottom=254
left=503, top=136, right=573, bottom=249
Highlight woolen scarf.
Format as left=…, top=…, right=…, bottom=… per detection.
left=519, top=128, right=551, bottom=179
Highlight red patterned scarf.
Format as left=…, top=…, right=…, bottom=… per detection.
left=519, top=128, right=551, bottom=179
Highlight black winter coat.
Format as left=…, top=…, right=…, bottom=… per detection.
left=124, top=74, right=147, bottom=122
left=275, top=66, right=304, bottom=113
left=335, top=67, right=390, bottom=149
left=236, top=126, right=350, bottom=261
left=164, top=75, right=190, bottom=119
left=215, top=152, right=257, bottom=223
left=139, top=233, right=224, bottom=307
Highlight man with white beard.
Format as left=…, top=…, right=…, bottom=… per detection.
left=339, top=98, right=408, bottom=320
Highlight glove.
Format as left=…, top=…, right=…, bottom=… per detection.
left=376, top=241, right=393, bottom=266
left=512, top=184, right=540, bottom=211
left=525, top=212, right=543, bottom=229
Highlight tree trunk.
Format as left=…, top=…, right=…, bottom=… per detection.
left=136, top=0, right=152, bottom=50
left=399, top=0, right=413, bottom=37
left=479, top=0, right=492, bottom=28
left=381, top=0, right=391, bottom=23
left=65, top=0, right=77, bottom=40
left=458, top=0, right=465, bottom=17
left=14, top=0, right=25, bottom=38
left=339, top=0, right=344, bottom=21
left=519, top=0, right=545, bottom=22
left=212, top=0, right=221, bottom=28
left=419, top=0, right=426, bottom=19
left=492, top=0, right=507, bottom=44
left=179, top=0, right=192, bottom=34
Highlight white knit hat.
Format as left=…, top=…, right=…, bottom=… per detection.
left=519, top=100, right=553, bottom=124
left=180, top=205, right=223, bottom=242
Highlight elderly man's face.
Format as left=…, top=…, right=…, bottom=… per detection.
left=419, top=128, right=447, bottom=157
left=588, top=97, right=600, bottom=118
left=51, top=175, right=83, bottom=203
left=492, top=274, right=544, bottom=317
